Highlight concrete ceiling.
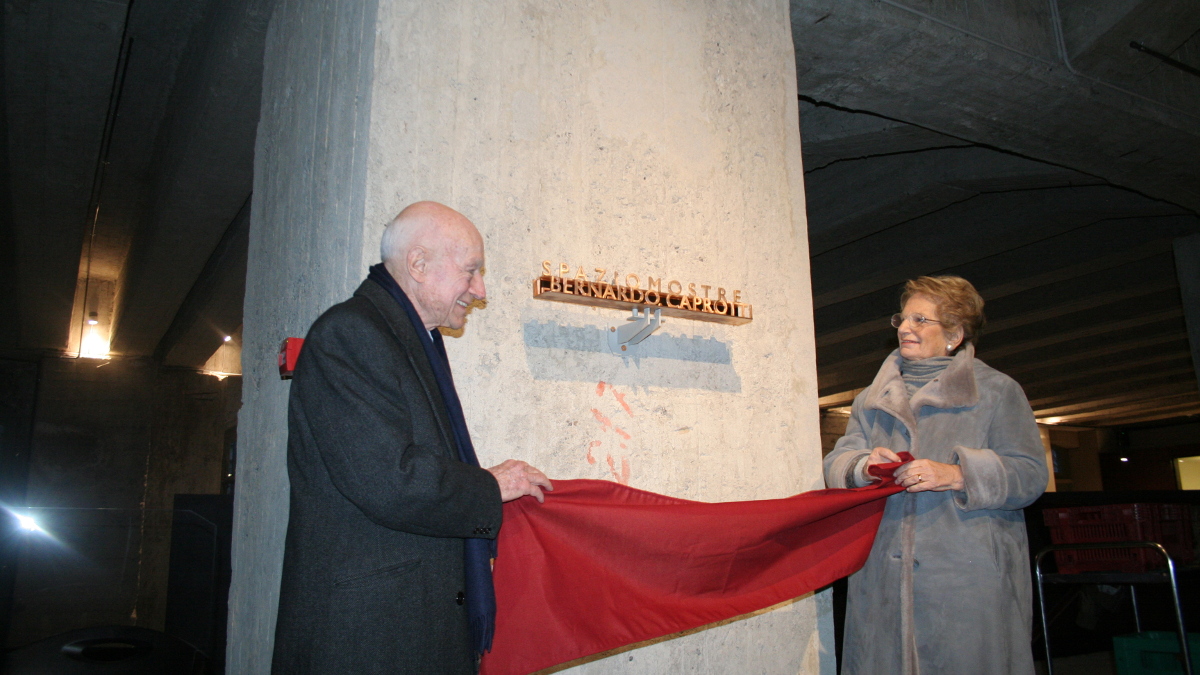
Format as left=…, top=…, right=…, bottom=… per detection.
left=793, top=0, right=1200, bottom=426
left=2, top=0, right=1198, bottom=428
left=1, top=0, right=268, bottom=368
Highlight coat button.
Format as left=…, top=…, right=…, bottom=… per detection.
left=473, top=526, right=491, bottom=535
left=456, top=591, right=465, bottom=605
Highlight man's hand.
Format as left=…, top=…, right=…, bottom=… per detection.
left=861, top=446, right=902, bottom=483
left=487, top=460, right=554, bottom=503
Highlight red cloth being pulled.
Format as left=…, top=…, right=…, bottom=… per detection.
left=481, top=453, right=912, bottom=675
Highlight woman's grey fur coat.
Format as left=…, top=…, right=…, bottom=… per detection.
left=824, top=344, right=1047, bottom=675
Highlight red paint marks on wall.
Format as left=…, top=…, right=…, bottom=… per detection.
left=590, top=408, right=613, bottom=432
left=604, top=455, right=631, bottom=485
left=611, top=388, right=633, bottom=416
left=590, top=383, right=633, bottom=481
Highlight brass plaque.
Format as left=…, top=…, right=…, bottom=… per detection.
left=532, top=275, right=752, bottom=326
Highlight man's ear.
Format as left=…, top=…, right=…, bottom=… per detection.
left=407, top=246, right=428, bottom=282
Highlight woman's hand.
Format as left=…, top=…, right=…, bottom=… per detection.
left=894, top=459, right=964, bottom=492
left=861, top=446, right=902, bottom=483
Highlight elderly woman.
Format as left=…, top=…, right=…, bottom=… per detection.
left=824, top=275, right=1048, bottom=675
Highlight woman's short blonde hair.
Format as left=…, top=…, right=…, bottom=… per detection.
left=901, top=276, right=985, bottom=353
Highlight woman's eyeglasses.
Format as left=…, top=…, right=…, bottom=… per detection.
left=890, top=313, right=943, bottom=328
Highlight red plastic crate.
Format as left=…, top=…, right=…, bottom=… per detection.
left=1043, top=504, right=1194, bottom=574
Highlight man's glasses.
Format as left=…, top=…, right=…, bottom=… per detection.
left=890, top=313, right=943, bottom=328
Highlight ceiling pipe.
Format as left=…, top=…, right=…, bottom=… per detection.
left=1045, top=0, right=1082, bottom=77
left=74, top=1, right=134, bottom=358
left=1130, top=40, right=1200, bottom=79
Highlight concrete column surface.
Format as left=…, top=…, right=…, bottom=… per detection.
left=230, top=0, right=827, bottom=672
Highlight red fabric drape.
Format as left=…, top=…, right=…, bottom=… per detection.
left=481, top=454, right=911, bottom=675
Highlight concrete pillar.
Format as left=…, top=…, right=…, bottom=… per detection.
left=230, top=0, right=823, bottom=672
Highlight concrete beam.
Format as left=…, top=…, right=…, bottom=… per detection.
left=1023, top=361, right=1196, bottom=402
left=1059, top=0, right=1200, bottom=80
left=817, top=267, right=1184, bottom=371
left=111, top=0, right=271, bottom=356
left=798, top=100, right=965, bottom=171
left=1032, top=379, right=1197, bottom=416
left=5, top=1, right=128, bottom=351
left=805, top=145, right=1100, bottom=255
left=817, top=354, right=1195, bottom=414
left=814, top=215, right=1198, bottom=349
left=817, top=249, right=1179, bottom=356
left=819, top=325, right=1188, bottom=397
left=1176, top=233, right=1200, bottom=396
left=1054, top=395, right=1200, bottom=425
left=790, top=0, right=1200, bottom=213
left=811, top=185, right=1184, bottom=308
left=156, top=195, right=251, bottom=368
left=984, top=305, right=1183, bottom=361
left=996, top=334, right=1189, bottom=379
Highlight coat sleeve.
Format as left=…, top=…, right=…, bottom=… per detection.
left=823, top=394, right=873, bottom=489
left=951, top=377, right=1048, bottom=511
left=291, top=304, right=503, bottom=539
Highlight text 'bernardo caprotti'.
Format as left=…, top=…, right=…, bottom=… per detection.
left=532, top=261, right=752, bottom=326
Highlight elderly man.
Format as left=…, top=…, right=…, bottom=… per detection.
left=273, top=202, right=553, bottom=674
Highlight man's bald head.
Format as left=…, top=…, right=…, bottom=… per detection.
left=380, top=202, right=487, bottom=331
left=380, top=201, right=479, bottom=264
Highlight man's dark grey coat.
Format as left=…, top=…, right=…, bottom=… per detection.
left=272, top=280, right=502, bottom=674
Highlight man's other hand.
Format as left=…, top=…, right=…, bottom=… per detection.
left=487, top=460, right=554, bottom=503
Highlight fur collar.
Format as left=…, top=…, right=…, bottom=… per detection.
left=861, top=343, right=980, bottom=430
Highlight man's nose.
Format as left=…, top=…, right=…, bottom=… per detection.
left=472, top=273, right=486, bottom=300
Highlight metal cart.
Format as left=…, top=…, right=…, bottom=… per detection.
left=1034, top=541, right=1191, bottom=675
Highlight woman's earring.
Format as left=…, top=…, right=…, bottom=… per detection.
left=947, top=344, right=953, bottom=352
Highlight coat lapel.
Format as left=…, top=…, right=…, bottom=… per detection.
left=909, top=343, right=980, bottom=412
left=862, top=344, right=980, bottom=431
left=355, top=280, right=458, bottom=459
left=861, top=351, right=918, bottom=431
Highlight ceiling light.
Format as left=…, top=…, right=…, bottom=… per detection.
left=1041, top=417, right=1062, bottom=425
left=224, top=335, right=232, bottom=342
left=15, top=513, right=43, bottom=533
left=80, top=327, right=110, bottom=359
left=87, top=319, right=98, bottom=325
left=1120, top=457, right=1129, bottom=462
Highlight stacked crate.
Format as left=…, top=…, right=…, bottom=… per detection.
left=1043, top=503, right=1195, bottom=574
left=1112, top=631, right=1199, bottom=675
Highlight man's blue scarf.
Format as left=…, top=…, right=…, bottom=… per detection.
left=368, top=263, right=497, bottom=656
